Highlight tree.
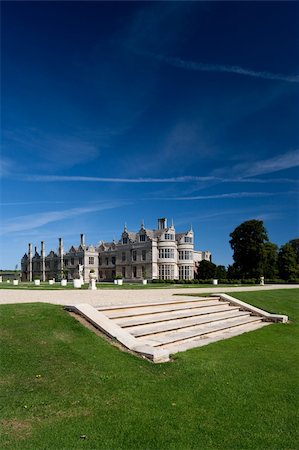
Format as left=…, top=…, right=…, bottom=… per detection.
left=288, top=239, right=299, bottom=264
left=215, top=265, right=227, bottom=280
left=227, top=264, right=240, bottom=280
left=196, top=260, right=216, bottom=280
left=229, top=220, right=268, bottom=278
left=262, top=242, right=278, bottom=278
left=278, top=243, right=299, bottom=280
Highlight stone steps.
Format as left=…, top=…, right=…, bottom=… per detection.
left=102, top=299, right=228, bottom=319
left=97, top=296, right=217, bottom=311
left=67, top=294, right=287, bottom=362
left=136, top=315, right=263, bottom=347
left=126, top=309, right=249, bottom=337
left=114, top=304, right=238, bottom=327
left=161, top=321, right=270, bottom=354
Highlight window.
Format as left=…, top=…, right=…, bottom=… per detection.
left=112, top=256, right=116, bottom=265
left=79, top=257, right=83, bottom=265
left=179, top=250, right=193, bottom=260
left=184, top=237, right=193, bottom=243
left=122, top=267, right=126, bottom=278
left=71, top=258, right=74, bottom=265
left=159, top=264, right=174, bottom=280
left=142, top=250, right=146, bottom=261
left=132, top=250, right=137, bottom=261
left=99, top=257, right=102, bottom=265
left=164, top=233, right=174, bottom=240
left=140, top=234, right=146, bottom=242
left=99, top=270, right=103, bottom=278
left=133, top=266, right=137, bottom=278
left=105, top=258, right=109, bottom=265
left=122, top=252, right=126, bottom=262
left=89, top=257, right=94, bottom=264
left=64, top=259, right=68, bottom=266
left=179, top=265, right=193, bottom=280
left=159, top=248, right=174, bottom=259
left=122, top=237, right=128, bottom=244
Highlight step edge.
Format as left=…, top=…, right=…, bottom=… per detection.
left=212, top=293, right=288, bottom=323
left=104, top=301, right=229, bottom=319
left=97, top=297, right=219, bottom=311
left=117, top=305, right=240, bottom=327
left=129, top=311, right=250, bottom=337
left=139, top=316, right=263, bottom=347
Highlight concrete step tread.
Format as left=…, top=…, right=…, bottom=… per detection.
left=103, top=300, right=229, bottom=319
left=136, top=316, right=262, bottom=347
left=127, top=310, right=250, bottom=337
left=115, top=304, right=239, bottom=327
left=97, top=296, right=218, bottom=311
left=161, top=322, right=270, bottom=353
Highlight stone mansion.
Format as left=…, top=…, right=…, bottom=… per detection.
left=21, top=218, right=211, bottom=283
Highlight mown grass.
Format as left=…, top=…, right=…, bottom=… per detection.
left=0, top=289, right=298, bottom=449
left=0, top=282, right=241, bottom=290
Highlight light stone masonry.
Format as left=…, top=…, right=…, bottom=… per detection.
left=21, top=217, right=212, bottom=283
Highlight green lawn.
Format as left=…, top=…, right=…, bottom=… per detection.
left=0, top=290, right=298, bottom=449
left=0, top=281, right=242, bottom=290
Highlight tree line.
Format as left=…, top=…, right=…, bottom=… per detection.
left=196, top=220, right=299, bottom=282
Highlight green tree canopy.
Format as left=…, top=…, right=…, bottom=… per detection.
left=288, top=239, right=299, bottom=264
left=229, top=220, right=268, bottom=278
left=262, top=242, right=278, bottom=278
left=278, top=243, right=299, bottom=280
left=196, top=260, right=216, bottom=280
left=215, top=265, right=227, bottom=279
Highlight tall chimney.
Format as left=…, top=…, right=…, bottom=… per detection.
left=28, top=243, right=33, bottom=282
left=58, top=238, right=64, bottom=278
left=157, top=218, right=167, bottom=230
left=41, top=241, right=46, bottom=282
left=58, top=238, right=64, bottom=255
left=80, top=234, right=85, bottom=247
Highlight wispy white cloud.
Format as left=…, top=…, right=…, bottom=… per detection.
left=3, top=128, right=100, bottom=169
left=0, top=156, right=15, bottom=178
left=158, top=191, right=296, bottom=201
left=1, top=201, right=66, bottom=206
left=228, top=177, right=299, bottom=184
left=241, top=149, right=299, bottom=177
left=142, top=51, right=299, bottom=83
left=22, top=174, right=218, bottom=183
left=20, top=173, right=299, bottom=185
left=0, top=202, right=129, bottom=235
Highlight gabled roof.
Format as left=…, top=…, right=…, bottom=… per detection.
left=68, top=246, right=79, bottom=253
left=46, top=250, right=57, bottom=258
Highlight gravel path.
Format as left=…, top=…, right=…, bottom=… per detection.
left=0, top=284, right=298, bottom=307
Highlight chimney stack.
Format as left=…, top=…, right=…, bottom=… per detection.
left=28, top=243, right=33, bottom=282
left=58, top=238, right=64, bottom=254
left=157, top=218, right=167, bottom=230
left=41, top=241, right=46, bottom=282
left=58, top=238, right=64, bottom=278
left=80, top=234, right=85, bottom=247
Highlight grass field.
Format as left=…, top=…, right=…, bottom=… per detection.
left=0, top=289, right=298, bottom=449
left=0, top=281, right=242, bottom=290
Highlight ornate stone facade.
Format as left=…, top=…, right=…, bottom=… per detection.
left=21, top=218, right=211, bottom=282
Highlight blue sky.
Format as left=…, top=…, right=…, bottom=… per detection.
left=1, top=1, right=298, bottom=269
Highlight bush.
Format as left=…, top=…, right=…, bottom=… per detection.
left=227, top=279, right=242, bottom=284
left=241, top=278, right=258, bottom=284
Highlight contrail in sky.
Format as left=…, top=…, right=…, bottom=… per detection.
left=142, top=51, right=299, bottom=83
